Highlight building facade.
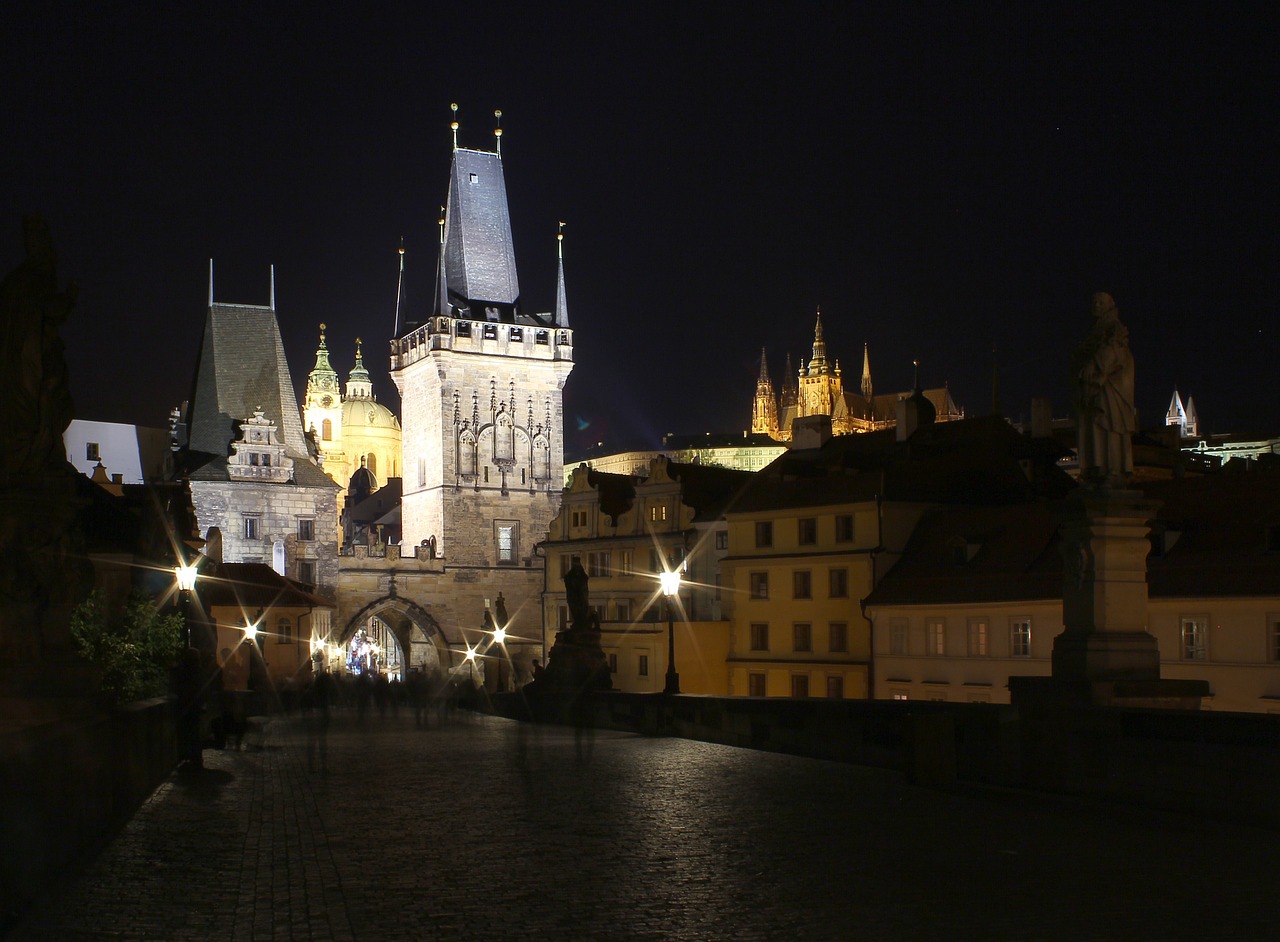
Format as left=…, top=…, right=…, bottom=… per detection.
left=178, top=266, right=340, bottom=594
left=540, top=457, right=749, bottom=693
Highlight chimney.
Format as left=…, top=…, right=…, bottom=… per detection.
left=790, top=415, right=832, bottom=449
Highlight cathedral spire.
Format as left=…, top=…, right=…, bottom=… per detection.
left=554, top=222, right=569, bottom=327
left=207, top=259, right=214, bottom=307
left=269, top=264, right=276, bottom=310
left=809, top=308, right=829, bottom=375
left=450, top=102, right=459, bottom=151
left=494, top=109, right=503, bottom=158
left=752, top=347, right=779, bottom=436
left=860, top=342, right=873, bottom=402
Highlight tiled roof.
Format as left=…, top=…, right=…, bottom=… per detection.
left=201, top=562, right=333, bottom=610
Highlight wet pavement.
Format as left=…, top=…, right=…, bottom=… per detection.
left=8, top=708, right=1277, bottom=941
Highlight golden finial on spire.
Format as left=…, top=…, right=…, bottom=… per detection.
left=557, top=220, right=566, bottom=258
left=450, top=102, right=459, bottom=150
left=494, top=108, right=503, bottom=157
left=319, top=322, right=327, bottom=339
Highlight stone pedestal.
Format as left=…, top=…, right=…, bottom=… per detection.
left=537, top=626, right=612, bottom=694
left=1011, top=487, right=1208, bottom=710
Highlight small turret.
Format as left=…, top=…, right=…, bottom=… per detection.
left=347, top=339, right=373, bottom=400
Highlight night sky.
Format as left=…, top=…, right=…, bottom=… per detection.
left=6, top=3, right=1277, bottom=456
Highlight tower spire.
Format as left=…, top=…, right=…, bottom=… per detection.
left=860, top=342, right=873, bottom=402
left=555, top=222, right=569, bottom=327
left=269, top=264, right=276, bottom=310
left=393, top=239, right=405, bottom=336
left=752, top=347, right=779, bottom=437
left=207, top=258, right=214, bottom=307
left=809, top=308, right=828, bottom=374
left=450, top=102, right=459, bottom=151
left=494, top=109, right=503, bottom=158
left=435, top=205, right=449, bottom=319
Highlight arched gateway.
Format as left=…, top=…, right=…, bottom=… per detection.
left=336, top=596, right=452, bottom=681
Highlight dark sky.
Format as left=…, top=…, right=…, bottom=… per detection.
left=6, top=3, right=1277, bottom=455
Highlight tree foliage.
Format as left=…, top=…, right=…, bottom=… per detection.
left=70, top=590, right=185, bottom=703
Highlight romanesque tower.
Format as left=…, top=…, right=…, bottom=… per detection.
left=390, top=114, right=572, bottom=566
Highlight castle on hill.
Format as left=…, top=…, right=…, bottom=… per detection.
left=752, top=311, right=963, bottom=441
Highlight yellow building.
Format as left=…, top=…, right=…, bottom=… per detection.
left=722, top=413, right=1075, bottom=699
left=541, top=457, right=751, bottom=693
left=864, top=472, right=1280, bottom=713
left=205, top=562, right=335, bottom=694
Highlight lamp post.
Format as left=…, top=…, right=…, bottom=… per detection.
left=660, top=568, right=682, bottom=695
left=174, top=562, right=199, bottom=648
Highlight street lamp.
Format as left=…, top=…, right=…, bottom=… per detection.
left=174, top=562, right=199, bottom=648
left=660, top=567, right=682, bottom=694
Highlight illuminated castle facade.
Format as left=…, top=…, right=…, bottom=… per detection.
left=752, top=311, right=963, bottom=442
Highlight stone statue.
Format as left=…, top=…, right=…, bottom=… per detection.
left=0, top=216, right=77, bottom=477
left=1073, top=292, right=1135, bottom=487
left=563, top=562, right=590, bottom=632
left=494, top=592, right=508, bottom=629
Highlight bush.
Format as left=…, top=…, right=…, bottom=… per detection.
left=70, top=590, right=185, bottom=703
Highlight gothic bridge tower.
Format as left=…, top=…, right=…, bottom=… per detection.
left=352, top=108, right=572, bottom=688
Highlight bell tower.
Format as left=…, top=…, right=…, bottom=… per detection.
left=391, top=109, right=573, bottom=565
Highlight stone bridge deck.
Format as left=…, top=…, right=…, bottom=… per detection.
left=9, top=710, right=1275, bottom=941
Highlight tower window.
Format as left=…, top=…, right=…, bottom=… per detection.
left=483, top=324, right=497, bottom=340
left=510, top=327, right=523, bottom=342
left=86, top=442, right=100, bottom=461
left=243, top=516, right=261, bottom=541
left=496, top=522, right=519, bottom=565
left=298, top=518, right=315, bottom=542
left=456, top=322, right=471, bottom=338
left=322, top=419, right=332, bottom=441
left=536, top=330, right=549, bottom=345
left=367, top=453, right=376, bottom=475
left=469, top=172, right=478, bottom=183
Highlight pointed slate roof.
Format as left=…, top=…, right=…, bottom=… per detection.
left=186, top=296, right=332, bottom=487
left=438, top=148, right=520, bottom=314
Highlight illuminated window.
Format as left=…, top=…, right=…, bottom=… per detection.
left=1181, top=616, right=1208, bottom=660
left=496, top=523, right=518, bottom=565
left=749, top=572, right=769, bottom=599
left=750, top=623, right=769, bottom=651
left=793, top=623, right=811, bottom=652
left=791, top=675, right=809, bottom=698
left=967, top=618, right=988, bottom=656
left=748, top=673, right=766, bottom=697
left=649, top=504, right=668, bottom=522
left=755, top=521, right=773, bottom=548
left=829, top=622, right=848, bottom=653
left=1011, top=618, right=1032, bottom=657
left=927, top=619, right=946, bottom=655
left=798, top=518, right=817, bottom=545
left=793, top=570, right=812, bottom=599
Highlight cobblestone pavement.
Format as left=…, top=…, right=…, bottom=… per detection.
left=9, top=710, right=1277, bottom=941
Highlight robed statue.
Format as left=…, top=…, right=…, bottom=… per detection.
left=1073, top=292, right=1135, bottom=487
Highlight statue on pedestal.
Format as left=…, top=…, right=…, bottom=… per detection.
left=1073, top=292, right=1135, bottom=488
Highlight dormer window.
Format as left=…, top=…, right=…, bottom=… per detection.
left=469, top=172, right=478, bottom=183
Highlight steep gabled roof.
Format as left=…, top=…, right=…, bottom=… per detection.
left=185, top=300, right=333, bottom=487
left=202, top=562, right=333, bottom=610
